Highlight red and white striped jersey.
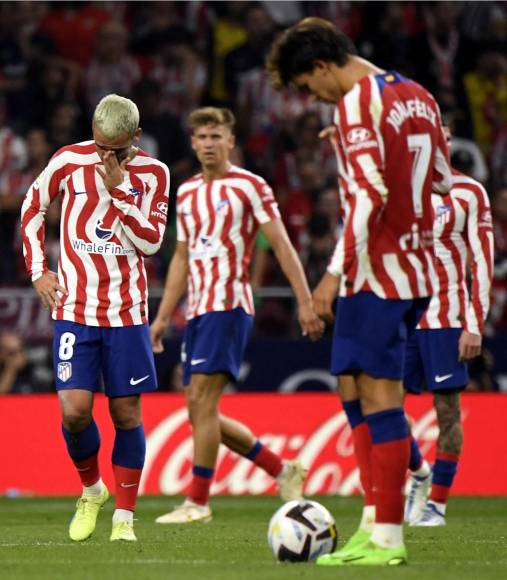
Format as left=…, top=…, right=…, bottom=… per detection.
left=418, top=171, right=494, bottom=335
left=176, top=165, right=280, bottom=319
left=21, top=141, right=170, bottom=327
left=327, top=71, right=452, bottom=299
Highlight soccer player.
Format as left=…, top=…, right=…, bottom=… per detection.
left=404, top=159, right=494, bottom=526
left=267, top=18, right=452, bottom=566
left=20, top=94, right=170, bottom=542
left=150, top=107, right=324, bottom=524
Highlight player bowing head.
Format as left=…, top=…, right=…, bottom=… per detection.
left=93, top=94, right=141, bottom=164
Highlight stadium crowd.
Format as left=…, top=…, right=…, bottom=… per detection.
left=0, top=1, right=506, bottom=392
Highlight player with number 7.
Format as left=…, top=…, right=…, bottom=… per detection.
left=267, top=18, right=452, bottom=566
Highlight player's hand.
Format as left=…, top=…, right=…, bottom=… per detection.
left=297, top=301, right=325, bottom=341
left=33, top=271, right=68, bottom=311
left=150, top=318, right=168, bottom=353
left=458, top=330, right=482, bottom=361
left=312, top=272, right=340, bottom=325
left=319, top=126, right=338, bottom=155
left=96, top=148, right=137, bottom=193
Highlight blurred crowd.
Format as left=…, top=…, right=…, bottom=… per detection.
left=0, top=1, right=506, bottom=392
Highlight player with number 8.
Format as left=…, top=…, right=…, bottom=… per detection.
left=21, top=95, right=170, bottom=542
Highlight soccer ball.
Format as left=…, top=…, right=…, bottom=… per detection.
left=267, top=500, right=338, bottom=562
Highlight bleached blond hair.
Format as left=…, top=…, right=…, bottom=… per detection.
left=92, top=94, right=139, bottom=139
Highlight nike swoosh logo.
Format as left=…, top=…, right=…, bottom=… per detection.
left=435, top=374, right=453, bottom=383
left=76, top=467, right=90, bottom=472
left=191, top=358, right=207, bottom=366
left=74, top=191, right=87, bottom=195
left=120, top=483, right=137, bottom=488
left=130, top=375, right=149, bottom=386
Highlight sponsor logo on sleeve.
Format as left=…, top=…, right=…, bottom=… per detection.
left=151, top=201, right=168, bottom=219
left=344, top=127, right=378, bottom=153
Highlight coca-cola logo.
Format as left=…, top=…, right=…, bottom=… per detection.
left=139, top=406, right=441, bottom=496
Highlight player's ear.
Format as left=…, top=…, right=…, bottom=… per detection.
left=133, top=128, right=142, bottom=143
left=229, top=133, right=236, bottom=149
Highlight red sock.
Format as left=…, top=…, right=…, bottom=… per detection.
left=74, top=453, right=100, bottom=487
left=371, top=438, right=410, bottom=524
left=250, top=444, right=283, bottom=478
left=113, top=464, right=142, bottom=511
left=351, top=422, right=374, bottom=506
left=189, top=466, right=214, bottom=505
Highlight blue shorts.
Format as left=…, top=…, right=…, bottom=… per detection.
left=331, top=292, right=430, bottom=380
left=181, top=308, right=253, bottom=386
left=53, top=321, right=158, bottom=397
left=404, top=328, right=468, bottom=393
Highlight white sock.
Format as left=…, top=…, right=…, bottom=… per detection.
left=113, top=509, right=133, bottom=524
left=371, top=523, right=403, bottom=548
left=277, top=462, right=289, bottom=480
left=359, top=505, right=375, bottom=533
left=428, top=500, right=447, bottom=515
left=413, top=460, right=431, bottom=478
left=83, top=478, right=104, bottom=497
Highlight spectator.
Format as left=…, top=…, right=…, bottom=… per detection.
left=301, top=212, right=336, bottom=290
left=280, top=157, right=326, bottom=251
left=410, top=1, right=474, bottom=135
left=491, top=187, right=507, bottom=332
left=463, top=51, right=507, bottom=156
left=131, top=79, right=193, bottom=189
left=225, top=3, right=276, bottom=104
left=149, top=28, right=207, bottom=119
left=0, top=332, right=28, bottom=394
left=356, top=2, right=413, bottom=73
left=46, top=102, right=83, bottom=151
left=275, top=111, right=337, bottom=192
left=29, top=59, right=81, bottom=130
left=38, top=1, right=112, bottom=67
left=491, top=126, right=507, bottom=191
left=205, top=1, right=247, bottom=105
left=84, top=20, right=142, bottom=114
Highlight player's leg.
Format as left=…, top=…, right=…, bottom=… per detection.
left=54, top=322, right=107, bottom=541
left=219, top=414, right=306, bottom=501
left=403, top=331, right=432, bottom=523
left=333, top=375, right=374, bottom=555
left=411, top=328, right=467, bottom=526
left=156, top=372, right=227, bottom=524
left=415, top=391, right=462, bottom=526
left=318, top=293, right=429, bottom=566
left=108, top=395, right=144, bottom=541
left=102, top=323, right=158, bottom=541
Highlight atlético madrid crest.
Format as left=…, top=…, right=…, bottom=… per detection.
left=57, top=362, right=72, bottom=382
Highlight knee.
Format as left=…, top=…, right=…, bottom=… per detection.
left=62, top=408, right=92, bottom=432
left=110, top=400, right=141, bottom=430
left=186, top=388, right=217, bottom=425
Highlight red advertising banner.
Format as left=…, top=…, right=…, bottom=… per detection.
left=0, top=393, right=505, bottom=496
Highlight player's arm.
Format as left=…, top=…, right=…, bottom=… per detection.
left=20, top=154, right=68, bottom=310
left=150, top=240, right=189, bottom=353
left=260, top=219, right=324, bottom=341
left=459, top=184, right=495, bottom=361
left=324, top=85, right=387, bottom=293
left=432, top=110, right=453, bottom=196
left=97, top=150, right=170, bottom=256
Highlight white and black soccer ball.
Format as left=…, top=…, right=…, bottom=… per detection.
left=268, top=500, right=338, bottom=562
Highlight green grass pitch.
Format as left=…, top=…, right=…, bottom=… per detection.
left=1, top=496, right=506, bottom=579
